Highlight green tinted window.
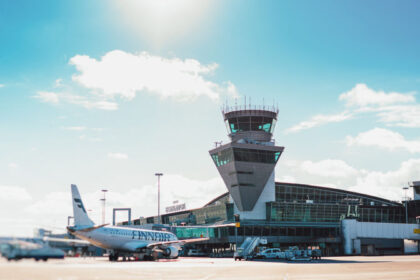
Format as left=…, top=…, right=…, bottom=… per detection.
left=227, top=117, right=275, bottom=133
left=175, top=227, right=215, bottom=238
left=211, top=148, right=234, bottom=167
left=233, top=148, right=281, bottom=164
left=228, top=118, right=239, bottom=133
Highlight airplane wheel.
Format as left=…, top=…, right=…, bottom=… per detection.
left=43, top=258, right=48, bottom=262
left=152, top=252, right=159, bottom=261
left=109, top=254, right=118, bottom=261
left=122, top=256, right=127, bottom=262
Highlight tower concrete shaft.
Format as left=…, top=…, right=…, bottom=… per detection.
left=209, top=107, right=284, bottom=212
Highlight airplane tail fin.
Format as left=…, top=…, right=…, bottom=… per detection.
left=71, top=184, right=94, bottom=227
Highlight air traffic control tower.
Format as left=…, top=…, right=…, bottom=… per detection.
left=209, top=105, right=284, bottom=220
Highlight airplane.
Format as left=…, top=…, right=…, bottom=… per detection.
left=67, top=184, right=209, bottom=261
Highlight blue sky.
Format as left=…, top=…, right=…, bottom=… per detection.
left=1, top=0, right=420, bottom=235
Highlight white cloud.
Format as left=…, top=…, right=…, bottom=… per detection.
left=0, top=84, right=4, bottom=88
left=61, top=127, right=103, bottom=142
left=285, top=111, right=352, bottom=133
left=35, top=91, right=119, bottom=110
left=107, top=152, right=128, bottom=160
left=286, top=84, right=419, bottom=133
left=106, top=175, right=225, bottom=219
left=339, top=83, right=415, bottom=107
left=79, top=135, right=102, bottom=142
left=37, top=51, right=236, bottom=111
left=35, top=91, right=60, bottom=104
left=276, top=175, right=297, bottom=183
left=374, top=105, right=420, bottom=128
left=349, top=159, right=420, bottom=200
left=54, top=78, right=63, bottom=87
left=62, top=126, right=86, bottom=131
left=0, top=174, right=225, bottom=236
left=346, top=128, right=420, bottom=153
left=8, top=163, right=18, bottom=168
left=70, top=50, right=236, bottom=101
left=280, top=157, right=418, bottom=201
left=301, top=159, right=358, bottom=177
left=0, top=185, right=32, bottom=201
left=61, top=93, right=119, bottom=110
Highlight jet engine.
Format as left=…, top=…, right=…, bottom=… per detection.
left=163, top=246, right=179, bottom=258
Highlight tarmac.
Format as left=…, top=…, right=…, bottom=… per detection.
left=1, top=255, right=420, bottom=280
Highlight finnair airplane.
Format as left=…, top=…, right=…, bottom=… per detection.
left=67, top=184, right=208, bottom=261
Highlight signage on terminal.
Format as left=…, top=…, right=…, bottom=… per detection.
left=165, top=203, right=186, bottom=213
left=414, top=229, right=420, bottom=234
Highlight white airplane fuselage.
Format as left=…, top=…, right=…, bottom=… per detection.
left=71, top=225, right=179, bottom=252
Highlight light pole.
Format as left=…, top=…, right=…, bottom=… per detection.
left=101, top=189, right=108, bottom=225
left=403, top=186, right=408, bottom=224
left=403, top=186, right=409, bottom=224
left=155, top=173, right=163, bottom=224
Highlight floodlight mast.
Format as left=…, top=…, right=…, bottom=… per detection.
left=403, top=185, right=409, bottom=224
left=155, top=173, right=163, bottom=224
left=101, top=189, right=108, bottom=225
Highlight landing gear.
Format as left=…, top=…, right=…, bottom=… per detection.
left=108, top=253, right=119, bottom=261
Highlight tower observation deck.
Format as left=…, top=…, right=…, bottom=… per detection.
left=209, top=105, right=284, bottom=213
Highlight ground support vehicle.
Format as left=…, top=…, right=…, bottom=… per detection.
left=255, top=248, right=284, bottom=259
left=0, top=241, right=65, bottom=261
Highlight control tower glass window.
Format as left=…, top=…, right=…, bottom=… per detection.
left=238, top=117, right=250, bottom=132
left=226, top=117, right=275, bottom=134
left=233, top=148, right=281, bottom=164
left=211, top=148, right=281, bottom=166
left=211, top=149, right=234, bottom=167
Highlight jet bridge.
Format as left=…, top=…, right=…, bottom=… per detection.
left=342, top=219, right=420, bottom=255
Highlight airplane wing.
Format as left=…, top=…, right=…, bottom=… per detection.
left=42, top=237, right=90, bottom=245
left=146, top=237, right=209, bottom=248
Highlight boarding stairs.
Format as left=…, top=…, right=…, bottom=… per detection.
left=235, top=237, right=260, bottom=260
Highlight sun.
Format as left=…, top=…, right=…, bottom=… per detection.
left=113, top=0, right=214, bottom=47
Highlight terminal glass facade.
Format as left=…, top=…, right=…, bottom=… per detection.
left=267, top=202, right=348, bottom=223
left=275, top=183, right=399, bottom=206
left=270, top=183, right=404, bottom=224
left=174, top=227, right=216, bottom=239
left=358, top=206, right=405, bottom=223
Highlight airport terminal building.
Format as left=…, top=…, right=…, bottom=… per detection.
left=123, top=106, right=420, bottom=256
